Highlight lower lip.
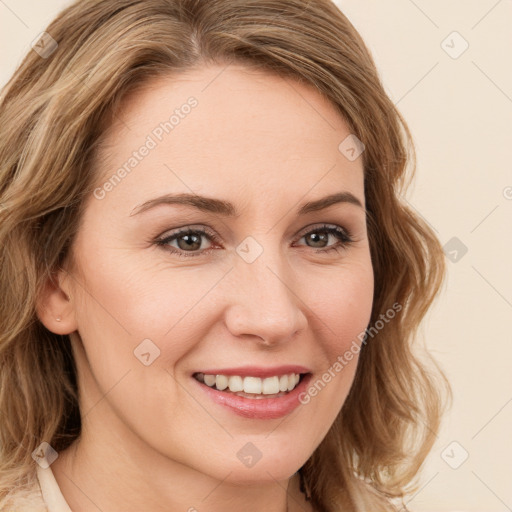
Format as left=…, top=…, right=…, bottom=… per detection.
left=194, top=374, right=312, bottom=419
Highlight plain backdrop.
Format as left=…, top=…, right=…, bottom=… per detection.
left=1, top=1, right=511, bottom=511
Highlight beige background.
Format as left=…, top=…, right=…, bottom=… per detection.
left=1, top=1, right=511, bottom=511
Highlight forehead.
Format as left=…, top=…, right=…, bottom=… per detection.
left=92, top=64, right=365, bottom=213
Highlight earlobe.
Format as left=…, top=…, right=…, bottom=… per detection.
left=35, top=268, right=77, bottom=335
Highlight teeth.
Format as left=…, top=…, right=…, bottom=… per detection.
left=215, top=374, right=228, bottom=390
left=204, top=374, right=216, bottom=387
left=262, top=376, right=280, bottom=395
left=243, top=377, right=262, bottom=394
left=196, top=372, right=302, bottom=395
left=287, top=373, right=296, bottom=391
left=228, top=375, right=243, bottom=392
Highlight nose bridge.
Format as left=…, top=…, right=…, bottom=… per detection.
left=225, top=244, right=307, bottom=343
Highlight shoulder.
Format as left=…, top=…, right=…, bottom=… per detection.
left=0, top=469, right=48, bottom=512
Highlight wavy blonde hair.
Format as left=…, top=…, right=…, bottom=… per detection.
left=0, top=0, right=450, bottom=510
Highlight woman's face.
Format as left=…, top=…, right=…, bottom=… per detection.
left=54, top=64, right=373, bottom=484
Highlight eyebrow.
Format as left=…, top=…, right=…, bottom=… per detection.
left=129, top=191, right=364, bottom=217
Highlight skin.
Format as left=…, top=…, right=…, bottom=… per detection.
left=37, top=64, right=374, bottom=512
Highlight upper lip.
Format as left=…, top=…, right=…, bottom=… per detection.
left=194, top=365, right=311, bottom=378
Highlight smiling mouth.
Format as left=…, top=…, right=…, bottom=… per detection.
left=193, top=372, right=305, bottom=399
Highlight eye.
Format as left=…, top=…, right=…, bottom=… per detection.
left=155, top=223, right=354, bottom=258
left=295, top=224, right=354, bottom=254
left=155, top=226, right=220, bottom=258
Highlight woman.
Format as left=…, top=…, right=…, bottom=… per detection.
left=0, top=0, right=450, bottom=510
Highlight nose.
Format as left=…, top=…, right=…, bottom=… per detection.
left=223, top=254, right=308, bottom=346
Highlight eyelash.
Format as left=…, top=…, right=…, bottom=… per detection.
left=155, top=224, right=354, bottom=258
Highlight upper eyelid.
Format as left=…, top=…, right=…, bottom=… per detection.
left=157, top=225, right=219, bottom=242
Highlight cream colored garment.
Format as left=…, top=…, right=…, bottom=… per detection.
left=36, top=465, right=72, bottom=512
left=0, top=464, right=71, bottom=512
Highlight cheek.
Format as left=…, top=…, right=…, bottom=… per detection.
left=307, top=258, right=374, bottom=357
left=72, top=243, right=221, bottom=336
left=297, top=259, right=373, bottom=427
left=68, top=252, right=211, bottom=439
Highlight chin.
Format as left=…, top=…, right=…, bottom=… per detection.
left=214, top=447, right=309, bottom=484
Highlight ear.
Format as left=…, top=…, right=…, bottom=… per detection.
left=36, top=267, right=78, bottom=335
